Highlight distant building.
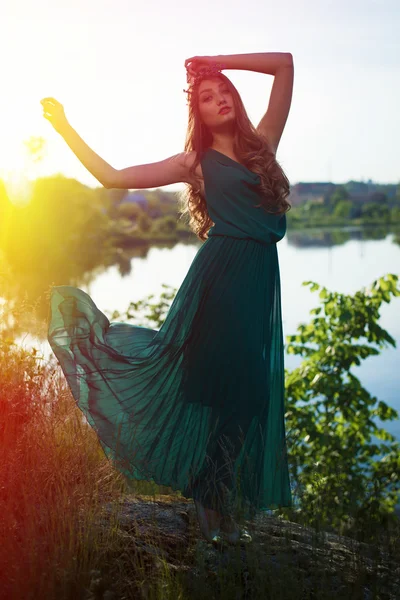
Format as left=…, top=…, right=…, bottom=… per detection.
left=289, top=182, right=335, bottom=206
left=348, top=193, right=374, bottom=205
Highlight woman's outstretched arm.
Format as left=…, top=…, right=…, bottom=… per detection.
left=41, top=97, right=191, bottom=189
left=55, top=122, right=190, bottom=189
left=57, top=122, right=117, bottom=188
left=41, top=97, right=118, bottom=188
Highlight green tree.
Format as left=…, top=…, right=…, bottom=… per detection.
left=155, top=216, right=177, bottom=235
left=326, top=186, right=350, bottom=214
left=391, top=206, right=400, bottom=222
left=331, top=187, right=349, bottom=203
left=361, top=202, right=390, bottom=222
left=284, top=274, right=400, bottom=541
left=333, top=199, right=352, bottom=219
left=137, top=212, right=152, bottom=233
left=0, top=175, right=111, bottom=276
left=116, top=202, right=143, bottom=221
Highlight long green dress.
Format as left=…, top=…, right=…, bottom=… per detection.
left=47, top=147, right=293, bottom=518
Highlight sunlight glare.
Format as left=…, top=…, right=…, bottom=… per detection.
left=0, top=137, right=46, bottom=206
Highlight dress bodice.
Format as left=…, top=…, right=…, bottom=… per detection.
left=200, top=148, right=287, bottom=245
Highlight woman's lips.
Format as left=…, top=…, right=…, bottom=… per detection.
left=219, top=107, right=232, bottom=115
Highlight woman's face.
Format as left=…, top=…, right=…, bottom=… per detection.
left=197, top=77, right=235, bottom=129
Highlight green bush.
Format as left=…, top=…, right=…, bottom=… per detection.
left=283, top=274, right=400, bottom=542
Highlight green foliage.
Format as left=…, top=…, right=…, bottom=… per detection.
left=284, top=274, right=400, bottom=539
left=154, top=216, right=177, bottom=235
left=116, top=201, right=143, bottom=220
left=392, top=206, right=400, bottom=222
left=333, top=199, right=352, bottom=219
left=288, top=183, right=400, bottom=227
left=106, top=283, right=178, bottom=329
left=361, top=202, right=390, bottom=222
left=137, top=212, right=152, bottom=233
left=0, top=175, right=113, bottom=276
left=329, top=186, right=350, bottom=208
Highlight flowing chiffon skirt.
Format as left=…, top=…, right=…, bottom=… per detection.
left=48, top=235, right=292, bottom=518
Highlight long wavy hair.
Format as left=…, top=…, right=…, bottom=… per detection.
left=177, top=72, right=291, bottom=242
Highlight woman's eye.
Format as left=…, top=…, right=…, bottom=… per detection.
left=203, top=90, right=230, bottom=102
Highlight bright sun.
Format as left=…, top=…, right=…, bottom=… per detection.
left=0, top=137, right=47, bottom=206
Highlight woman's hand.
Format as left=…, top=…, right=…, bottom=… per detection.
left=184, top=55, right=220, bottom=83
left=40, top=97, right=69, bottom=134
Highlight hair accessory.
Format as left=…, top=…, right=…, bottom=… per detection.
left=183, top=61, right=227, bottom=103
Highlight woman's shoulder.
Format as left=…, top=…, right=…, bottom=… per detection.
left=182, top=149, right=206, bottom=167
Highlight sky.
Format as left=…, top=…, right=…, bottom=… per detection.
left=0, top=0, right=399, bottom=198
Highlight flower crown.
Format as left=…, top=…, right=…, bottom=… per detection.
left=183, top=61, right=227, bottom=103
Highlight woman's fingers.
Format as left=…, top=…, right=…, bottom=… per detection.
left=40, top=98, right=65, bottom=117
left=185, top=56, right=200, bottom=76
left=40, top=97, right=62, bottom=108
left=41, top=97, right=55, bottom=105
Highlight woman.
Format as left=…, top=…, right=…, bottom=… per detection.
left=42, top=51, right=294, bottom=546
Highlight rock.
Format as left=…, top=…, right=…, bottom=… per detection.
left=79, top=493, right=400, bottom=600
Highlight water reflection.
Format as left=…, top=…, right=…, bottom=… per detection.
left=289, top=224, right=398, bottom=248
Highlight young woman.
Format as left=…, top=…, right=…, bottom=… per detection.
left=42, top=52, right=294, bottom=546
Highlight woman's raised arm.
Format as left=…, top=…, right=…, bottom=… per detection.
left=41, top=97, right=116, bottom=188
left=41, top=97, right=191, bottom=190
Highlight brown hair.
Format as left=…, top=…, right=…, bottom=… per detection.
left=177, top=72, right=292, bottom=242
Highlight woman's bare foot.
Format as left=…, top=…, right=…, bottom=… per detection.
left=220, top=515, right=253, bottom=545
left=194, top=500, right=222, bottom=542
left=220, top=514, right=240, bottom=542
